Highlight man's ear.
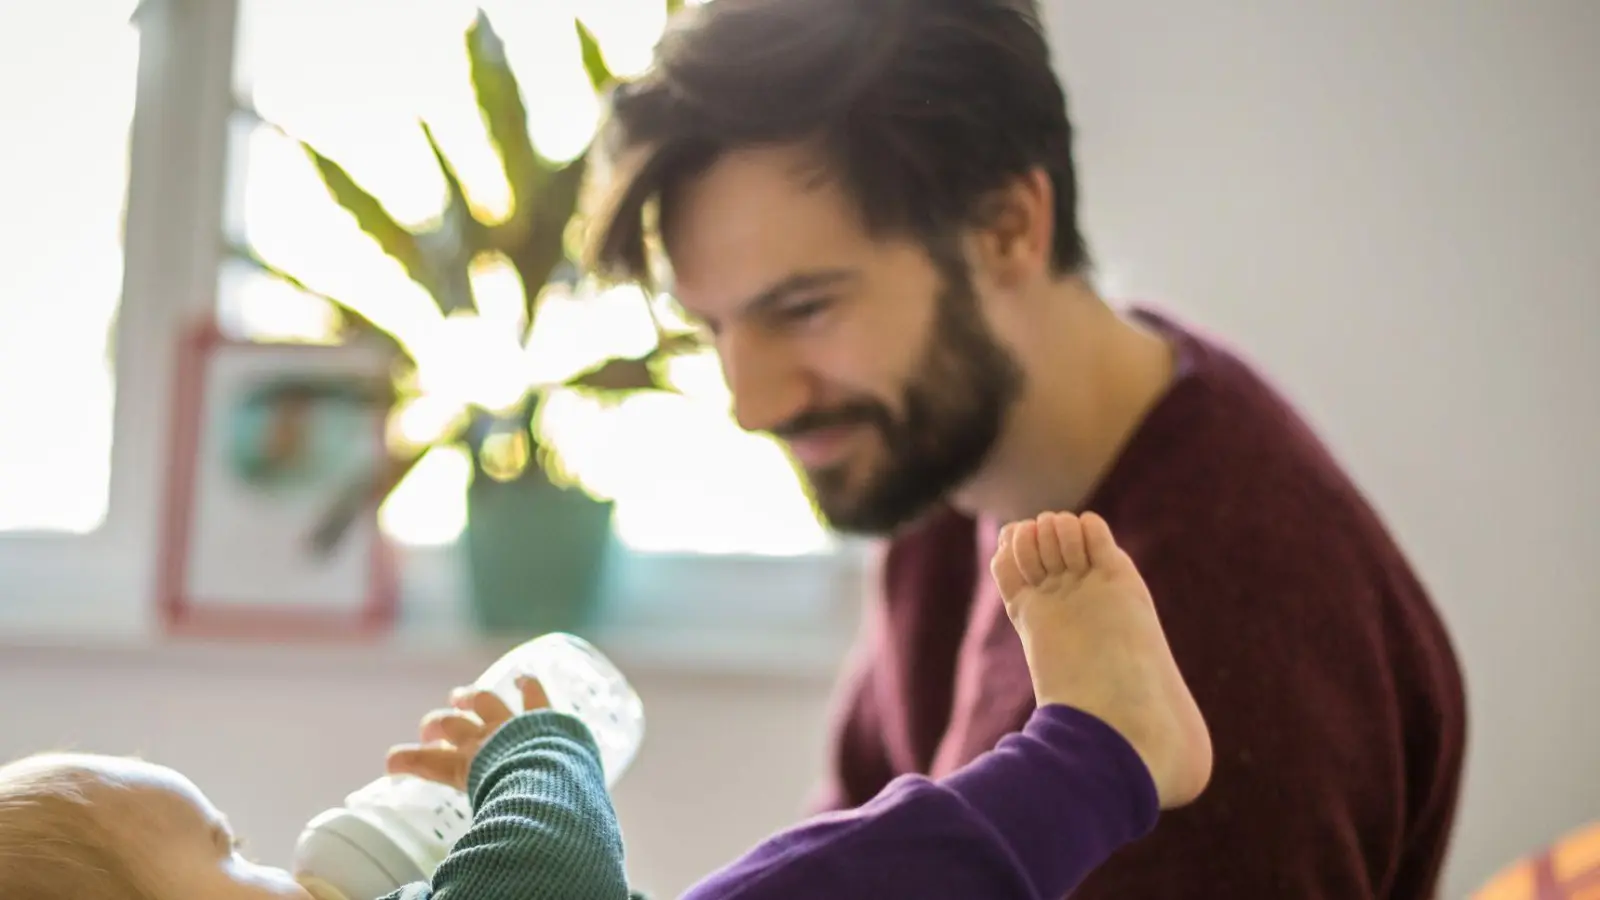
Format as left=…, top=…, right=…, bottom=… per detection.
left=970, top=168, right=1054, bottom=290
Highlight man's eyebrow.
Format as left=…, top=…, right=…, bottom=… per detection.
left=737, top=268, right=858, bottom=319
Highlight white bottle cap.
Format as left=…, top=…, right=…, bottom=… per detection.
left=291, top=807, right=429, bottom=900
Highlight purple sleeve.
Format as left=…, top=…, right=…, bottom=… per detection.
left=682, top=705, right=1159, bottom=900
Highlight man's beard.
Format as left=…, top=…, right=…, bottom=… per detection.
left=774, top=255, right=1025, bottom=535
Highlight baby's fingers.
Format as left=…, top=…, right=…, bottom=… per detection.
left=419, top=708, right=485, bottom=747
left=449, top=687, right=516, bottom=731
left=518, top=676, right=550, bottom=712
left=386, top=741, right=470, bottom=792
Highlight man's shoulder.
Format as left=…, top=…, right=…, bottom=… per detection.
left=1113, top=425, right=1427, bottom=648
left=1105, top=319, right=1415, bottom=594
left=1107, top=348, right=1465, bottom=727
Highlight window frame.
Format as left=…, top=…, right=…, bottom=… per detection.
left=0, top=0, right=239, bottom=636
left=0, top=0, right=865, bottom=664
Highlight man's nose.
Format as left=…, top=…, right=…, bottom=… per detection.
left=719, top=332, right=810, bottom=435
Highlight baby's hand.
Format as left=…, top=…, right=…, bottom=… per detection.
left=385, top=677, right=550, bottom=792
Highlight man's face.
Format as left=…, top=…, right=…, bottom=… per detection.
left=665, top=144, right=1024, bottom=534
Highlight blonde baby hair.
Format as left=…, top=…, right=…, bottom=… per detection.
left=0, top=753, right=159, bottom=900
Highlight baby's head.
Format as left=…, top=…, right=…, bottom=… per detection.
left=0, top=752, right=317, bottom=900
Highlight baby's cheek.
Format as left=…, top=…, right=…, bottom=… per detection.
left=225, top=857, right=316, bottom=898
left=297, top=876, right=350, bottom=900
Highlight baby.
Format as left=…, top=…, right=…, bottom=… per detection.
left=0, top=512, right=1211, bottom=899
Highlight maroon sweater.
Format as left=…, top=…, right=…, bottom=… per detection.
left=816, top=309, right=1466, bottom=899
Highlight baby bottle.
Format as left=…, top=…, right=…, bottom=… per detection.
left=291, top=633, right=645, bottom=900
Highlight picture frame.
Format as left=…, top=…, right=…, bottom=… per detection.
left=157, top=321, right=399, bottom=639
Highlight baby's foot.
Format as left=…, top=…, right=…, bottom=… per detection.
left=991, top=511, right=1212, bottom=809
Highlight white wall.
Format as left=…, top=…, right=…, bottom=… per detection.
left=1043, top=1, right=1600, bottom=895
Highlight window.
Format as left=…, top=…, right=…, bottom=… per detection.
left=0, top=1, right=141, bottom=533
left=223, top=0, right=832, bottom=558
left=0, top=0, right=858, bottom=653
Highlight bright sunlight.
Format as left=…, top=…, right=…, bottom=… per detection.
left=226, top=0, right=829, bottom=556
left=0, top=2, right=139, bottom=532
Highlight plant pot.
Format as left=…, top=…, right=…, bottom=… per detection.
left=462, top=466, right=615, bottom=637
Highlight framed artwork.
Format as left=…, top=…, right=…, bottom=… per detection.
left=157, top=322, right=399, bottom=639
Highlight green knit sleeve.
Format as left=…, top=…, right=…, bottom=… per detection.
left=378, top=711, right=640, bottom=900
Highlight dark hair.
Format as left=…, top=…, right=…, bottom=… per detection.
left=589, top=0, right=1088, bottom=285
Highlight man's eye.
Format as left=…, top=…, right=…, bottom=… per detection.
left=779, top=297, right=832, bottom=323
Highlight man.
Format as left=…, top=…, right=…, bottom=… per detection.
left=589, top=0, right=1467, bottom=896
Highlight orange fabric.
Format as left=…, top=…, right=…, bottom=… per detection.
left=1473, top=822, right=1600, bottom=900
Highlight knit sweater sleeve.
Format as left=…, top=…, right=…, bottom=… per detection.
left=378, top=711, right=643, bottom=900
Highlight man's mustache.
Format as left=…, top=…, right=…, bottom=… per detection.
left=770, top=403, right=889, bottom=442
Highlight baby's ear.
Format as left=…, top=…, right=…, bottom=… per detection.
left=297, top=876, right=351, bottom=900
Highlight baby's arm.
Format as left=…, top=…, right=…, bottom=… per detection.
left=381, top=704, right=1152, bottom=900
left=380, top=710, right=640, bottom=900
left=682, top=704, right=1158, bottom=900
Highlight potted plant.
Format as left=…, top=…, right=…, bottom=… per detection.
left=235, top=7, right=696, bottom=635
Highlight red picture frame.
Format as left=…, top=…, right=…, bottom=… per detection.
left=157, top=321, right=399, bottom=640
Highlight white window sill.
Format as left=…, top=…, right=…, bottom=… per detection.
left=0, top=534, right=868, bottom=681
